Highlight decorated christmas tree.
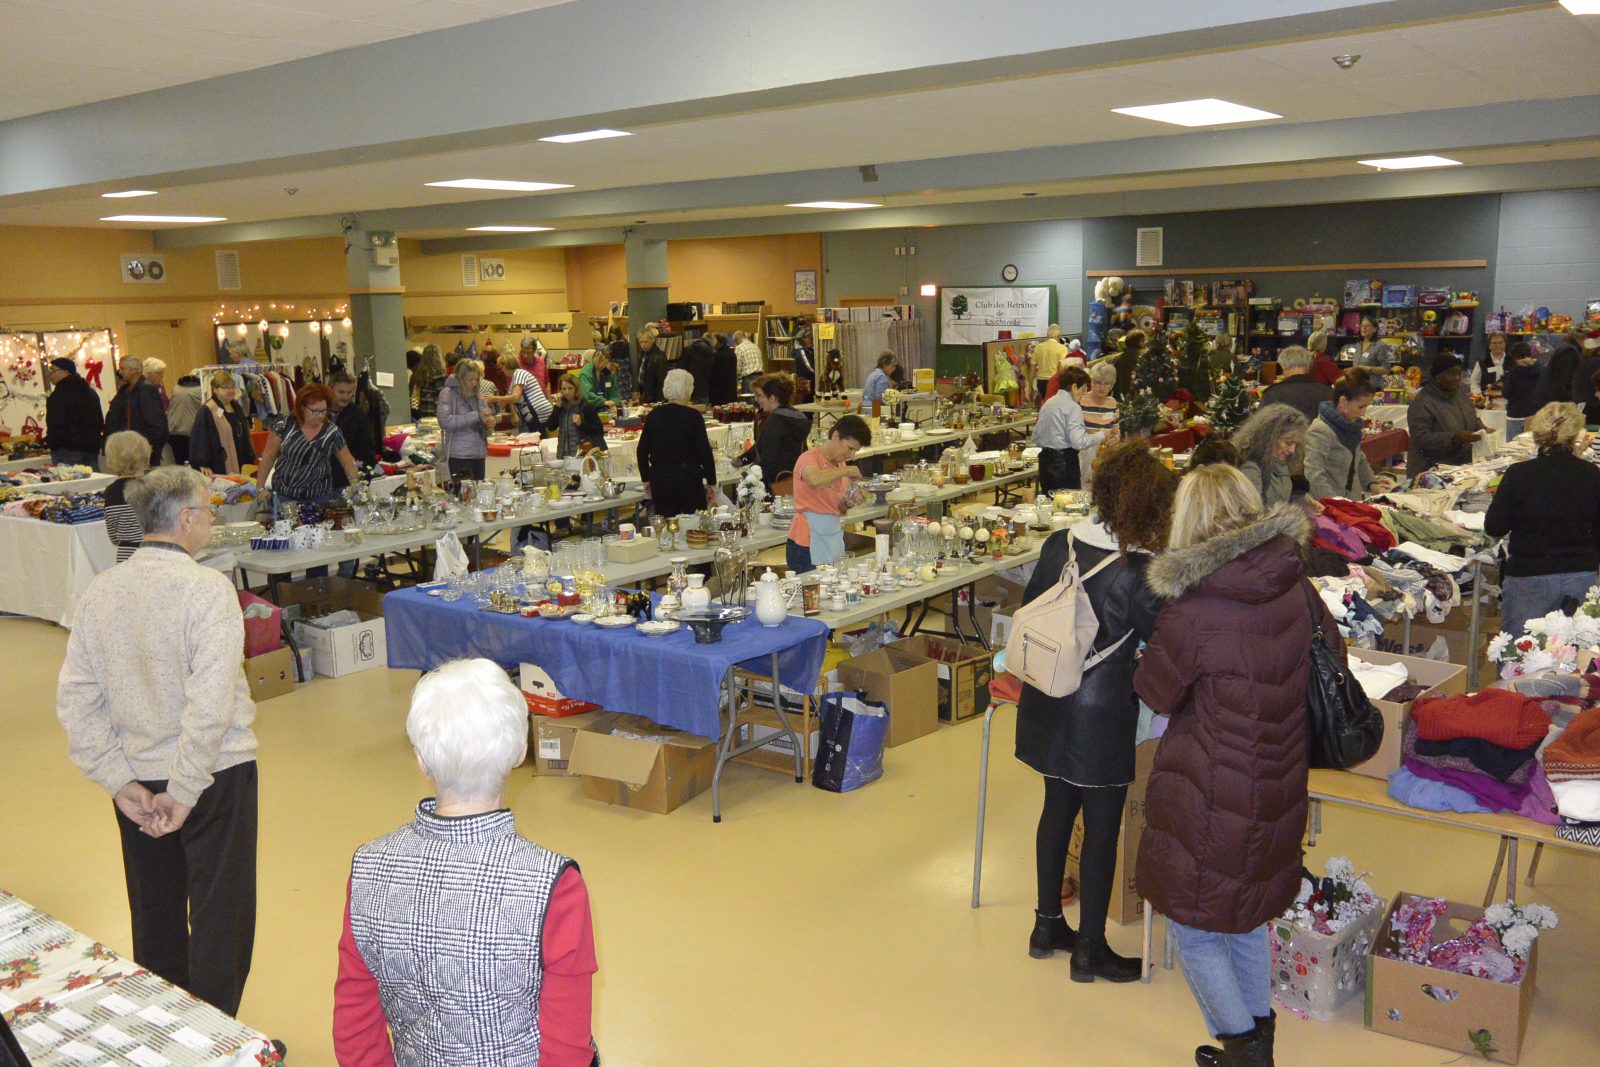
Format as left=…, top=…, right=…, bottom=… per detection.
left=1207, top=370, right=1257, bottom=436
left=1118, top=343, right=1182, bottom=436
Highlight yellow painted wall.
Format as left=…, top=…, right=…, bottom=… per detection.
left=564, top=234, right=823, bottom=317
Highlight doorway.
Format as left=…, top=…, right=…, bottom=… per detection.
left=124, top=318, right=190, bottom=376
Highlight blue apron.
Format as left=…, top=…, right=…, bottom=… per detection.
left=801, top=510, right=846, bottom=566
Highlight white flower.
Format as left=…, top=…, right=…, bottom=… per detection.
left=1520, top=903, right=1559, bottom=930
left=1487, top=633, right=1513, bottom=662
left=1324, top=856, right=1355, bottom=881
left=1520, top=648, right=1557, bottom=675
left=1501, top=923, right=1538, bottom=958
left=1294, top=880, right=1312, bottom=906
left=1484, top=902, right=1514, bottom=927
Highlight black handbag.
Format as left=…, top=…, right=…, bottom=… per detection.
left=1301, top=582, right=1385, bottom=769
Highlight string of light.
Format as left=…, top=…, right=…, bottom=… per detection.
left=211, top=301, right=353, bottom=343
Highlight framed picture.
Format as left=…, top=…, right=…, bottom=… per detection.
left=794, top=269, right=818, bottom=305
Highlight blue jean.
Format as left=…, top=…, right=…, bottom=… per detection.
left=1169, top=920, right=1271, bottom=1038
left=1500, top=571, right=1596, bottom=642
left=52, top=447, right=100, bottom=470
left=786, top=539, right=813, bottom=575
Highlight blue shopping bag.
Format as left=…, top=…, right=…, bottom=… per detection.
left=811, top=691, right=889, bottom=793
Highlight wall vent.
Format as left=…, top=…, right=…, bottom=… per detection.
left=214, top=250, right=241, bottom=290
left=1135, top=227, right=1164, bottom=267
left=461, top=254, right=480, bottom=287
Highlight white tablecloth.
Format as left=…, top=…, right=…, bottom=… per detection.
left=0, top=514, right=116, bottom=626
left=1367, top=403, right=1507, bottom=434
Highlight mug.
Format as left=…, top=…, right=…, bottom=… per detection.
left=619, top=523, right=636, bottom=541
left=830, top=592, right=847, bottom=612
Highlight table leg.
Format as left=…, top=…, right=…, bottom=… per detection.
left=1467, top=560, right=1483, bottom=691
left=1163, top=916, right=1174, bottom=970
left=1140, top=904, right=1152, bottom=983
left=1484, top=837, right=1509, bottom=909
left=1525, top=842, right=1544, bottom=888
left=770, top=651, right=803, bottom=784
left=971, top=702, right=994, bottom=909
left=711, top=666, right=737, bottom=824
left=1506, top=837, right=1518, bottom=905
left=964, top=583, right=990, bottom=651
left=1402, top=614, right=1412, bottom=655
left=1306, top=797, right=1321, bottom=847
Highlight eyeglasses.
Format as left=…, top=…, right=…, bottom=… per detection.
left=303, top=406, right=328, bottom=416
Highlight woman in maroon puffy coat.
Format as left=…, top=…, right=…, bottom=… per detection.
left=1135, top=464, right=1343, bottom=1067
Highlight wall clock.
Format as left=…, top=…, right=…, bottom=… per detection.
left=1000, top=264, right=1018, bottom=283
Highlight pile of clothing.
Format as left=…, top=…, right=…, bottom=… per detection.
left=1545, top=706, right=1600, bottom=845
left=0, top=462, right=93, bottom=488
left=1388, top=690, right=1556, bottom=822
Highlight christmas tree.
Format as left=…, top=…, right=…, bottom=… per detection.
left=1207, top=370, right=1257, bottom=435
left=1117, top=343, right=1182, bottom=436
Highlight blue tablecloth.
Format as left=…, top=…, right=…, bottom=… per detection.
left=383, top=587, right=830, bottom=738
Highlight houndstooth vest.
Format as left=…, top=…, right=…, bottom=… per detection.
left=350, top=800, right=574, bottom=1067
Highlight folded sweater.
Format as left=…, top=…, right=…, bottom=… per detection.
left=1402, top=759, right=1560, bottom=825
left=1411, top=689, right=1553, bottom=750
left=1388, top=765, right=1491, bottom=814
left=1405, top=719, right=1538, bottom=785
left=1544, top=706, right=1600, bottom=782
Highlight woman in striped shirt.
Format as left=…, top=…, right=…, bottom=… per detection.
left=101, top=430, right=152, bottom=562
left=492, top=349, right=553, bottom=432
left=1079, top=361, right=1120, bottom=487
left=255, top=383, right=360, bottom=508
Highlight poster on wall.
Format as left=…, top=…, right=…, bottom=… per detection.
left=939, top=286, right=1052, bottom=346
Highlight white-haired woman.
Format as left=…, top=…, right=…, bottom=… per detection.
left=637, top=368, right=718, bottom=517
left=1233, top=404, right=1310, bottom=509
left=1484, top=402, right=1600, bottom=637
left=334, top=659, right=598, bottom=1067
left=102, top=430, right=152, bottom=562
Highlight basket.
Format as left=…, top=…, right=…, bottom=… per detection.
left=1271, top=902, right=1387, bottom=1020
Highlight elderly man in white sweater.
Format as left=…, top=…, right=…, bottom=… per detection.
left=57, top=465, right=260, bottom=1017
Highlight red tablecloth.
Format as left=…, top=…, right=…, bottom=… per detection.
left=1361, top=428, right=1408, bottom=467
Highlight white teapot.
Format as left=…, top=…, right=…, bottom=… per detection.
left=752, top=567, right=799, bottom=627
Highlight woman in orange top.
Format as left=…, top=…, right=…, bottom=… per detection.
left=787, top=414, right=872, bottom=574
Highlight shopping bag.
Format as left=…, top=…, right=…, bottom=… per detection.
left=811, top=691, right=889, bottom=793
left=237, top=590, right=283, bottom=658
left=434, top=531, right=470, bottom=580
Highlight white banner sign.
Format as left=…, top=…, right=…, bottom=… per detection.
left=940, top=287, right=1051, bottom=345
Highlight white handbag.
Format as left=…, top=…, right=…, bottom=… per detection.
left=1004, top=534, right=1129, bottom=698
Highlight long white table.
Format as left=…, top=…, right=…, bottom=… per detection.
left=0, top=513, right=115, bottom=626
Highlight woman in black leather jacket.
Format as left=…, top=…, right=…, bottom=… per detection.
left=1014, top=440, right=1177, bottom=983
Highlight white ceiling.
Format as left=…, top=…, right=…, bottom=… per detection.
left=2, top=4, right=1600, bottom=238
left=0, top=0, right=574, bottom=121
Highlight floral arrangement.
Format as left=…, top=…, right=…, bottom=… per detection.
left=735, top=465, right=766, bottom=513
left=711, top=402, right=758, bottom=424
left=1383, top=896, right=1556, bottom=985
left=1283, top=856, right=1380, bottom=936
left=1487, top=587, right=1600, bottom=678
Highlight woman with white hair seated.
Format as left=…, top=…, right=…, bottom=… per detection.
left=334, top=658, right=598, bottom=1066
left=1484, top=402, right=1600, bottom=638
left=637, top=367, right=718, bottom=518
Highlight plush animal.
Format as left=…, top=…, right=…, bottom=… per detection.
left=1093, top=276, right=1126, bottom=304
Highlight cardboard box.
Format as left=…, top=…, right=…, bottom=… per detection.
left=890, top=635, right=992, bottom=722
left=273, top=575, right=388, bottom=620
left=605, top=536, right=659, bottom=564
left=836, top=646, right=939, bottom=747
left=1066, top=739, right=1158, bottom=925
left=975, top=595, right=1024, bottom=648
left=291, top=613, right=387, bottom=677
left=569, top=712, right=718, bottom=814
left=520, top=662, right=600, bottom=718
left=244, top=646, right=296, bottom=703
left=1366, top=893, right=1538, bottom=1064
left=1346, top=649, right=1467, bottom=781
left=1382, top=615, right=1497, bottom=678
left=530, top=710, right=602, bottom=776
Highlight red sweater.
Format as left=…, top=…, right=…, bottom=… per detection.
left=332, top=869, right=597, bottom=1066
left=1310, top=353, right=1342, bottom=386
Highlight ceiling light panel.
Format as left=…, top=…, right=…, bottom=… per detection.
left=101, top=190, right=157, bottom=198
left=467, top=226, right=552, bottom=232
left=100, top=214, right=226, bottom=223
left=1111, top=98, right=1281, bottom=127
left=425, top=179, right=574, bottom=191
left=1358, top=155, right=1463, bottom=170
left=539, top=129, right=632, bottom=143
left=1560, top=2, right=1600, bottom=16
left=786, top=201, right=878, bottom=209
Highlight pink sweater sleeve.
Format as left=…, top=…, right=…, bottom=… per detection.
left=332, top=878, right=397, bottom=1067
left=539, top=867, right=599, bottom=1067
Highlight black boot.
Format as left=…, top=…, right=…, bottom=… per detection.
left=1028, top=911, right=1076, bottom=958
left=1253, top=1011, right=1275, bottom=1067
left=1194, top=1027, right=1266, bottom=1067
left=1069, top=935, right=1142, bottom=983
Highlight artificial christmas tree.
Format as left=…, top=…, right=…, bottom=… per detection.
left=1207, top=370, right=1257, bottom=436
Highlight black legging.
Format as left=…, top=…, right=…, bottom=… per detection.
left=1036, top=777, right=1129, bottom=941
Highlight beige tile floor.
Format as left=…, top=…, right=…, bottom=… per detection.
left=5, top=613, right=1599, bottom=1065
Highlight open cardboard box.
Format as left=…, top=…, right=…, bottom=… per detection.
left=1346, top=649, right=1467, bottom=780
left=529, top=709, right=602, bottom=776
left=889, top=634, right=992, bottom=723
left=291, top=612, right=387, bottom=677
left=1366, top=892, right=1538, bottom=1064
left=835, top=645, right=938, bottom=747
left=569, top=712, right=718, bottom=814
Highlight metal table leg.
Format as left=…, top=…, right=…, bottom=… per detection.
left=1402, top=613, right=1412, bottom=655
left=964, top=583, right=990, bottom=650
left=1506, top=838, right=1518, bottom=905
left=1306, top=798, right=1322, bottom=847
left=971, top=702, right=995, bottom=909
left=1468, top=560, right=1484, bottom=691
left=711, top=666, right=737, bottom=824
left=771, top=651, right=803, bottom=784
left=1141, top=906, right=1153, bottom=983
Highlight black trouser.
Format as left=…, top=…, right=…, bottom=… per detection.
left=1036, top=776, right=1129, bottom=943
left=448, top=457, right=487, bottom=482
left=114, top=761, right=258, bottom=1016
left=1038, top=446, right=1081, bottom=492
left=169, top=434, right=190, bottom=466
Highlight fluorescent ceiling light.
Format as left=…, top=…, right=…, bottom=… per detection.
left=100, top=214, right=225, bottom=223
left=786, top=201, right=877, bottom=210
left=467, top=225, right=552, bottom=233
left=101, top=190, right=157, bottom=198
left=539, top=129, right=631, bottom=143
left=426, top=179, right=574, bottom=192
left=1358, top=155, right=1462, bottom=171
left=1559, top=2, right=1600, bottom=16
left=1111, top=98, right=1281, bottom=127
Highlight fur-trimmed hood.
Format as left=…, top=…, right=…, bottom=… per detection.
left=1147, top=503, right=1310, bottom=602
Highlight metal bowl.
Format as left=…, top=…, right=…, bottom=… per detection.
left=675, top=605, right=752, bottom=643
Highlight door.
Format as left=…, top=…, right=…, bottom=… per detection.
left=124, top=318, right=190, bottom=376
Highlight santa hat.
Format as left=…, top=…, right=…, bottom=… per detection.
left=1067, top=339, right=1083, bottom=353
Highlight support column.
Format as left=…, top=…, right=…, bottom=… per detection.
left=625, top=230, right=668, bottom=373
left=345, top=226, right=410, bottom=419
